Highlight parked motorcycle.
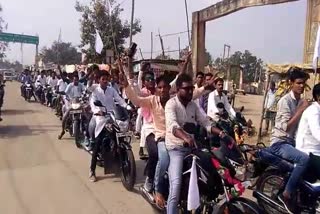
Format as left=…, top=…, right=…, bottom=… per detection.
left=253, top=148, right=320, bottom=214
left=91, top=100, right=136, bottom=191
left=140, top=123, right=261, bottom=213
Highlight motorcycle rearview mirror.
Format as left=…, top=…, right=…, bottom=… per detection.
left=183, top=123, right=196, bottom=135
left=216, top=102, right=225, bottom=109
left=94, top=100, right=103, bottom=107
left=239, top=106, right=244, bottom=113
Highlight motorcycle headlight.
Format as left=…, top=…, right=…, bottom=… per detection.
left=71, top=103, right=81, bottom=109
left=116, top=120, right=129, bottom=132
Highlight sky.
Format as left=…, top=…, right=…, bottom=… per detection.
left=1, top=0, right=307, bottom=65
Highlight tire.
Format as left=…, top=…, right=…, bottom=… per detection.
left=73, top=119, right=82, bottom=148
left=212, top=197, right=262, bottom=214
left=120, top=149, right=136, bottom=191
left=256, top=169, right=285, bottom=213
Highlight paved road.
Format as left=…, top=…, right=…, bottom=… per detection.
left=0, top=82, right=153, bottom=214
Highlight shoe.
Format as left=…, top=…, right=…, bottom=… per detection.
left=154, top=192, right=166, bottom=209
left=58, top=131, right=65, bottom=140
left=89, top=171, right=97, bottom=182
left=143, top=177, right=153, bottom=193
left=139, top=147, right=144, bottom=157
left=278, top=194, right=295, bottom=214
left=134, top=132, right=140, bottom=139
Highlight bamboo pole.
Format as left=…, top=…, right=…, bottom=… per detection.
left=257, top=72, right=271, bottom=144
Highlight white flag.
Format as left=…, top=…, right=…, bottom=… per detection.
left=187, top=157, right=200, bottom=211
left=95, top=30, right=103, bottom=54
left=313, top=24, right=320, bottom=69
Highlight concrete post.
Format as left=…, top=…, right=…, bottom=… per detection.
left=191, top=12, right=206, bottom=76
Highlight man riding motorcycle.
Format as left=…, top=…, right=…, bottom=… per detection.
left=164, top=73, right=234, bottom=214
left=34, top=71, right=47, bottom=102
left=89, top=71, right=129, bottom=182
left=264, top=68, right=310, bottom=213
left=46, top=71, right=58, bottom=106
left=207, top=77, right=237, bottom=122
left=296, top=83, right=320, bottom=180
left=20, top=69, right=33, bottom=99
left=58, top=74, right=85, bottom=140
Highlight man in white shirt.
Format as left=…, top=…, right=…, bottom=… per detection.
left=264, top=81, right=277, bottom=132
left=296, top=83, right=320, bottom=156
left=35, top=71, right=47, bottom=87
left=207, top=78, right=236, bottom=121
left=296, top=83, right=320, bottom=183
left=47, top=72, right=58, bottom=89
left=58, top=74, right=85, bottom=140
left=165, top=74, right=232, bottom=214
left=89, top=71, right=128, bottom=182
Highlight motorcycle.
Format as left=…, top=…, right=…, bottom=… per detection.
left=24, top=83, right=34, bottom=102
left=44, top=85, right=53, bottom=106
left=66, top=96, right=87, bottom=148
left=35, top=84, right=45, bottom=104
left=91, top=100, right=136, bottom=191
left=140, top=123, right=262, bottom=213
left=0, top=81, right=5, bottom=121
left=253, top=148, right=320, bottom=214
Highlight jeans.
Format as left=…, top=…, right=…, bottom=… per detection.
left=154, top=140, right=170, bottom=195
left=167, top=148, right=189, bottom=214
left=145, top=133, right=157, bottom=179
left=267, top=142, right=309, bottom=194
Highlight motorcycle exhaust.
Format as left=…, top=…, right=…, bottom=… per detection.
left=139, top=186, right=165, bottom=212
left=253, top=191, right=288, bottom=213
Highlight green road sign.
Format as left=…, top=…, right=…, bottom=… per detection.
left=0, top=32, right=39, bottom=45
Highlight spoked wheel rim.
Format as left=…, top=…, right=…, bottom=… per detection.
left=260, top=174, right=283, bottom=200
left=258, top=173, right=284, bottom=213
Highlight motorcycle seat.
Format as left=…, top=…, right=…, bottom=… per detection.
left=257, top=148, right=294, bottom=172
left=303, top=180, right=320, bottom=193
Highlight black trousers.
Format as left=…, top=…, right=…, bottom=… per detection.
left=90, top=133, right=110, bottom=173
left=145, top=133, right=157, bottom=179
left=305, top=153, right=320, bottom=182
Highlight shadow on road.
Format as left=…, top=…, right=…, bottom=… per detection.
left=0, top=125, right=60, bottom=139
left=2, top=109, right=39, bottom=115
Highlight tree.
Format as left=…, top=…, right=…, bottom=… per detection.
left=213, top=50, right=264, bottom=84
left=0, top=60, right=22, bottom=71
left=180, top=46, right=212, bottom=66
left=40, top=41, right=81, bottom=65
left=75, top=0, right=142, bottom=63
left=155, top=54, right=171, bottom=60
left=0, top=5, right=8, bottom=60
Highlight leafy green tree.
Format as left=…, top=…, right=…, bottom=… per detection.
left=75, top=0, right=141, bottom=63
left=40, top=41, right=81, bottom=65
left=213, top=50, right=264, bottom=84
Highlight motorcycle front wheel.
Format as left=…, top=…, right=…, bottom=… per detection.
left=212, top=197, right=262, bottom=214
left=73, top=119, right=82, bottom=149
left=120, top=149, right=136, bottom=191
left=256, top=169, right=285, bottom=214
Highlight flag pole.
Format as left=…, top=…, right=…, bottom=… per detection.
left=314, top=57, right=319, bottom=87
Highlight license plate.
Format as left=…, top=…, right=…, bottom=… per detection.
left=70, top=110, right=82, bottom=114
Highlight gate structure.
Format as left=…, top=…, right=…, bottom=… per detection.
left=0, top=32, right=39, bottom=65
left=192, top=0, right=320, bottom=72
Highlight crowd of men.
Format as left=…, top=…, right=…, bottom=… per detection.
left=18, top=54, right=320, bottom=213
